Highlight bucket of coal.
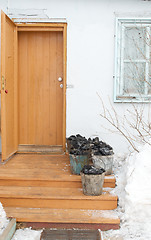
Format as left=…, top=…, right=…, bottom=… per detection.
left=80, top=165, right=105, bottom=196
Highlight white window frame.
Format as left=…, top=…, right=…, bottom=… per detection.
left=114, top=18, right=151, bottom=103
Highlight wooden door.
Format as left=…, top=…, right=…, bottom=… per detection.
left=1, top=11, right=18, bottom=161
left=18, top=31, right=63, bottom=149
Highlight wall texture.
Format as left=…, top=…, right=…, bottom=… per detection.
left=1, top=0, right=151, bottom=153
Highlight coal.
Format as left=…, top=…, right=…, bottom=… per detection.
left=67, top=134, right=91, bottom=155
left=81, top=165, right=105, bottom=175
left=68, top=135, right=76, bottom=140
left=67, top=135, right=114, bottom=156
left=98, top=147, right=113, bottom=156
left=90, top=138, right=114, bottom=156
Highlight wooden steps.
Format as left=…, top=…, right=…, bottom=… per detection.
left=0, top=186, right=117, bottom=210
left=0, top=154, right=119, bottom=229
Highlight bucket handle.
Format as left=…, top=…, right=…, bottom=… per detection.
left=101, top=158, right=106, bottom=170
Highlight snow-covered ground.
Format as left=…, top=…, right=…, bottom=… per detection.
left=0, top=202, right=41, bottom=240
left=0, top=202, right=9, bottom=235
left=103, top=143, right=151, bottom=240
left=12, top=228, right=42, bottom=240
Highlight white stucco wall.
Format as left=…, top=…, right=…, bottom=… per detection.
left=1, top=0, right=151, bottom=153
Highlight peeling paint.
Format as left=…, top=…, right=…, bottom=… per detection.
left=8, top=8, right=49, bottom=19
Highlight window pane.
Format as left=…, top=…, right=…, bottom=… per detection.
left=123, top=62, right=145, bottom=95
left=124, top=27, right=146, bottom=60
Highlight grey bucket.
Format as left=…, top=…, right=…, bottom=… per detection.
left=80, top=172, right=105, bottom=196
left=92, top=154, right=113, bottom=175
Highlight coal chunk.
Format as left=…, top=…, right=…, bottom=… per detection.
left=81, top=165, right=105, bottom=175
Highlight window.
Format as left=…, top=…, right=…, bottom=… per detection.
left=114, top=18, right=151, bottom=102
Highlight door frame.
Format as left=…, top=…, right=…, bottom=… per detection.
left=17, top=22, right=67, bottom=152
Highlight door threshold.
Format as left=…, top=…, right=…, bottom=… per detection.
left=18, top=145, right=64, bottom=154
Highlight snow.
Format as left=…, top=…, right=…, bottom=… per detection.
left=0, top=203, right=41, bottom=240
left=103, top=143, right=151, bottom=240
left=0, top=202, right=9, bottom=235
left=12, top=228, right=42, bottom=240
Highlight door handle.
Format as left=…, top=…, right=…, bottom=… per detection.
left=58, top=77, right=63, bottom=82
left=60, top=84, right=63, bottom=89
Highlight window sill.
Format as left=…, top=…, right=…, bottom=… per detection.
left=114, top=95, right=151, bottom=103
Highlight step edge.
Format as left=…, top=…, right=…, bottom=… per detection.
left=0, top=177, right=116, bottom=183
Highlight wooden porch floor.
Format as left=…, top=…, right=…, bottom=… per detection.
left=0, top=154, right=120, bottom=230
left=0, top=154, right=115, bottom=188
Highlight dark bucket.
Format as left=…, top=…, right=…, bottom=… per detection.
left=69, top=154, right=90, bottom=175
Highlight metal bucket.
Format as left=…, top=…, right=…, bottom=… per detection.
left=92, top=154, right=113, bottom=175
left=80, top=172, right=105, bottom=196
left=69, top=154, right=90, bottom=175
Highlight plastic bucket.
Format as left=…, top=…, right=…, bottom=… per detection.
left=80, top=172, right=105, bottom=196
left=92, top=154, right=113, bottom=175
left=69, top=154, right=90, bottom=175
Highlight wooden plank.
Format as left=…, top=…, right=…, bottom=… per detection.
left=1, top=198, right=117, bottom=210
left=0, top=186, right=117, bottom=200
left=27, top=32, right=35, bottom=144
left=18, top=32, right=28, bottom=144
left=0, top=171, right=114, bottom=187
left=0, top=180, right=82, bottom=188
left=0, top=218, right=16, bottom=240
left=5, top=208, right=120, bottom=225
left=14, top=26, right=18, bottom=150
left=35, top=31, right=44, bottom=145
left=17, top=27, right=63, bottom=31
left=56, top=31, right=63, bottom=145
left=49, top=31, right=57, bottom=145
left=43, top=32, right=50, bottom=145
left=0, top=179, right=114, bottom=188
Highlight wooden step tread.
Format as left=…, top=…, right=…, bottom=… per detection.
left=5, top=207, right=120, bottom=224
left=0, top=174, right=115, bottom=183
left=0, top=186, right=117, bottom=200
left=0, top=154, right=115, bottom=182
